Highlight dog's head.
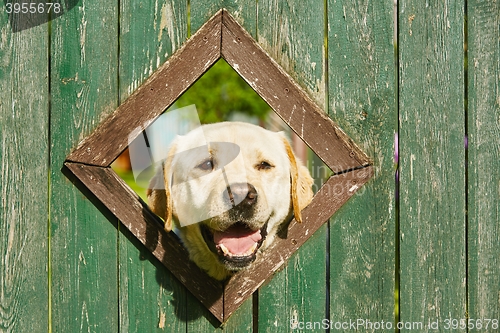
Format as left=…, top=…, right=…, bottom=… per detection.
left=147, top=122, right=313, bottom=280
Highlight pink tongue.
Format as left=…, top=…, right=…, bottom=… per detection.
left=214, top=224, right=262, bottom=255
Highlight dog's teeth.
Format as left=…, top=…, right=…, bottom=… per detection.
left=219, top=242, right=259, bottom=257
left=242, top=243, right=259, bottom=256
left=219, top=244, right=231, bottom=256
left=250, top=242, right=258, bottom=253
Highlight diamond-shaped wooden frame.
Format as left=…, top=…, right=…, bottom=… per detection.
left=63, top=9, right=373, bottom=323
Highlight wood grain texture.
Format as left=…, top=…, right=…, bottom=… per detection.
left=328, top=0, right=396, bottom=329
left=118, top=1, right=189, bottom=331
left=0, top=17, right=49, bottom=333
left=467, top=0, right=500, bottom=323
left=398, top=0, right=466, bottom=330
left=190, top=0, right=257, bottom=38
left=188, top=4, right=256, bottom=331
left=255, top=1, right=327, bottom=330
left=118, top=240, right=188, bottom=332
left=119, top=0, right=188, bottom=103
left=184, top=293, right=253, bottom=332
left=257, top=0, right=325, bottom=107
left=49, top=1, right=120, bottom=331
left=66, top=10, right=222, bottom=166
left=256, top=228, right=327, bottom=333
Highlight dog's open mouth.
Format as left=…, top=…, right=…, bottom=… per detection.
left=201, top=222, right=267, bottom=270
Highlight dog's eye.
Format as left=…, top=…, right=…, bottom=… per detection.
left=256, top=161, right=273, bottom=170
left=197, top=159, right=214, bottom=171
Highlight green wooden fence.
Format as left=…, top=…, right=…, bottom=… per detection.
left=1, top=0, right=498, bottom=332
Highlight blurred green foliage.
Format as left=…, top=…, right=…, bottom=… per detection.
left=172, top=58, right=270, bottom=123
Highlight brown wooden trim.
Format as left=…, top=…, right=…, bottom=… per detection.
left=66, top=10, right=223, bottom=167
left=63, top=9, right=375, bottom=323
left=223, top=166, right=373, bottom=319
left=63, top=162, right=225, bottom=322
left=220, top=10, right=371, bottom=173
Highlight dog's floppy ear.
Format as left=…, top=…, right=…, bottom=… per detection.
left=282, top=137, right=314, bottom=223
left=147, top=145, right=175, bottom=232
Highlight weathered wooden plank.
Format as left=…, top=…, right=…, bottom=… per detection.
left=328, top=0, right=397, bottom=330
left=184, top=293, right=253, bottom=332
left=49, top=2, right=120, bottom=331
left=0, top=17, right=49, bottom=333
left=255, top=1, right=327, bottom=330
left=118, top=1, right=189, bottom=331
left=118, top=238, right=188, bottom=332
left=67, top=10, right=222, bottom=166
left=63, top=162, right=225, bottom=322
left=190, top=0, right=257, bottom=37
left=467, top=0, right=500, bottom=324
left=257, top=228, right=327, bottom=332
left=257, top=0, right=325, bottom=107
left=399, top=0, right=466, bottom=330
left=188, top=3, right=256, bottom=331
left=119, top=0, right=188, bottom=101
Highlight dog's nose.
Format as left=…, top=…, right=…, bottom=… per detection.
left=224, top=183, right=257, bottom=206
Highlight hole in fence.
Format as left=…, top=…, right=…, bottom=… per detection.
left=111, top=59, right=332, bottom=282
left=64, top=10, right=372, bottom=322
left=112, top=60, right=331, bottom=199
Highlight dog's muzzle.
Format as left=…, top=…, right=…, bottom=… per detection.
left=201, top=182, right=267, bottom=271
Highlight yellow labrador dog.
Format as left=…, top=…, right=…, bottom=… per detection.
left=147, top=122, right=313, bottom=280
